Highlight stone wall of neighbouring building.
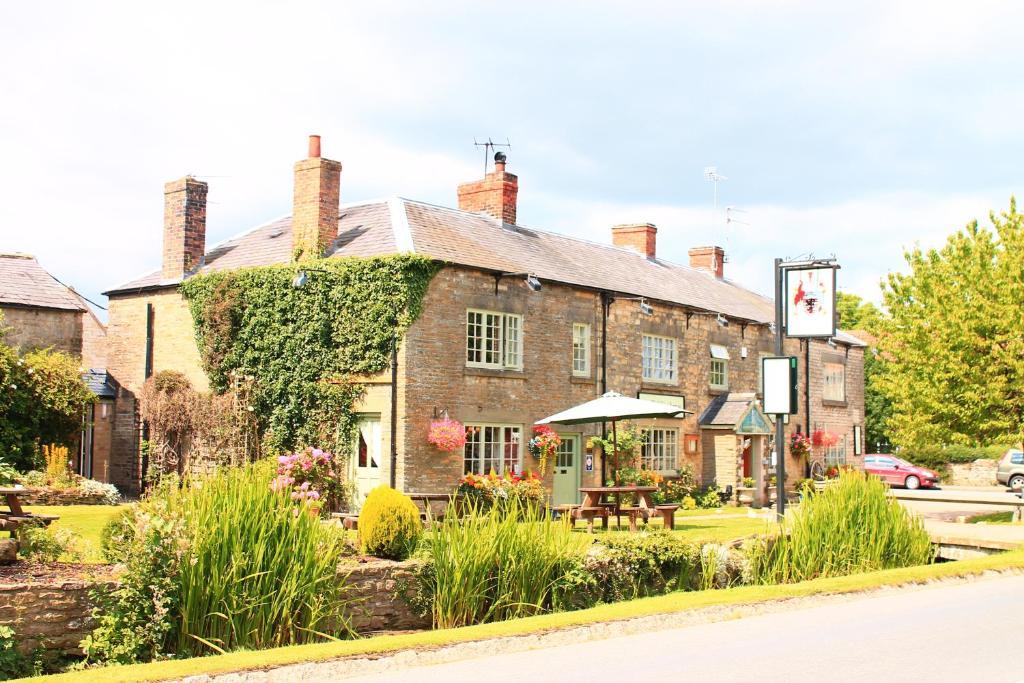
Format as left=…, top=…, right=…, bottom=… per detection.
left=0, top=306, right=82, bottom=356
left=946, top=459, right=999, bottom=487
left=0, top=568, right=119, bottom=656
left=15, top=488, right=113, bottom=506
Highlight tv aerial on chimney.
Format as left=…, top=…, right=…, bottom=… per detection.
left=474, top=137, right=512, bottom=175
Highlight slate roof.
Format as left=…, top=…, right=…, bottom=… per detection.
left=105, top=198, right=865, bottom=346
left=699, top=392, right=759, bottom=427
left=0, top=254, right=86, bottom=311
left=82, top=369, right=117, bottom=399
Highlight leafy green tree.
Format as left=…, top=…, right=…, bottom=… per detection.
left=835, top=292, right=892, bottom=451
left=876, top=198, right=1024, bottom=448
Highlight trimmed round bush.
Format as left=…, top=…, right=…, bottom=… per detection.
left=358, top=486, right=422, bottom=560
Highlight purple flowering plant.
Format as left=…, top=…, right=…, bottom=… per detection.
left=270, top=446, right=344, bottom=513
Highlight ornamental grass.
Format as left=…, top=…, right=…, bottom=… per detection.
left=421, top=498, right=586, bottom=629
left=168, top=462, right=353, bottom=655
left=746, top=469, right=934, bottom=584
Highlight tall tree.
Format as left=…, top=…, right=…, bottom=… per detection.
left=876, top=198, right=1024, bottom=448
left=836, top=291, right=892, bottom=451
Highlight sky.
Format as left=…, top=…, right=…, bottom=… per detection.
left=2, top=1, right=1023, bottom=317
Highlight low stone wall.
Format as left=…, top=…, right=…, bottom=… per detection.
left=15, top=487, right=111, bottom=506
left=340, top=557, right=429, bottom=632
left=0, top=567, right=119, bottom=656
left=946, top=459, right=999, bottom=487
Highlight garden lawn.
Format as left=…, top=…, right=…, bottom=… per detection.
left=23, top=504, right=124, bottom=563
left=968, top=511, right=1019, bottom=525
left=30, top=548, right=1024, bottom=683
left=571, top=511, right=770, bottom=543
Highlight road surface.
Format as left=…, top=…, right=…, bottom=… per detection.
left=338, top=574, right=1024, bottom=683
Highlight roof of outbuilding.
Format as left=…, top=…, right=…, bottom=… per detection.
left=0, top=253, right=87, bottom=311
left=82, top=369, right=117, bottom=398
left=105, top=198, right=865, bottom=346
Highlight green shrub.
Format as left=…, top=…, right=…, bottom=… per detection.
left=358, top=486, right=422, bottom=560
left=681, top=495, right=697, bottom=510
left=418, top=498, right=585, bottom=628
left=746, top=469, right=933, bottom=584
left=99, top=507, right=137, bottom=564
left=0, top=625, right=31, bottom=680
left=16, top=524, right=81, bottom=563
left=697, top=484, right=722, bottom=509
left=84, top=462, right=354, bottom=665
left=900, top=444, right=1013, bottom=470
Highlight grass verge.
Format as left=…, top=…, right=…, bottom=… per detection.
left=27, top=548, right=1024, bottom=683
left=968, top=511, right=1018, bottom=524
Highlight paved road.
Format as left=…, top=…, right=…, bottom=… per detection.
left=340, top=575, right=1024, bottom=683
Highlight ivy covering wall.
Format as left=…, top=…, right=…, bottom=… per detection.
left=179, top=255, right=438, bottom=456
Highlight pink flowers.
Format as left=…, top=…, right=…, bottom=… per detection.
left=427, top=418, right=467, bottom=452
left=270, top=446, right=342, bottom=513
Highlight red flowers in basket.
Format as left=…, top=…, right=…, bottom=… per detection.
left=428, top=417, right=467, bottom=452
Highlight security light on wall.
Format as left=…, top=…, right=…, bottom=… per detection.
left=639, top=300, right=654, bottom=315
left=525, top=274, right=542, bottom=292
left=768, top=322, right=776, bottom=335
left=716, top=313, right=729, bottom=327
left=292, top=270, right=309, bottom=288
left=827, top=337, right=837, bottom=348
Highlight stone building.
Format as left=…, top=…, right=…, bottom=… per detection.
left=103, top=136, right=865, bottom=503
left=0, top=253, right=113, bottom=478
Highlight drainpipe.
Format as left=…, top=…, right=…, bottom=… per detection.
left=804, top=339, right=811, bottom=477
left=600, top=292, right=611, bottom=485
left=390, top=334, right=399, bottom=489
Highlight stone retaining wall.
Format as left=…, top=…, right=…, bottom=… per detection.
left=15, top=487, right=111, bottom=506
left=0, top=558, right=426, bottom=658
left=946, top=459, right=999, bottom=487
left=0, top=572, right=118, bottom=656
left=339, top=557, right=429, bottom=632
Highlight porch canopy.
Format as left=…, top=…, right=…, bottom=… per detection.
left=537, top=391, right=692, bottom=481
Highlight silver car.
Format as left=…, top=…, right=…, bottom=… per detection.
left=996, top=448, right=1024, bottom=491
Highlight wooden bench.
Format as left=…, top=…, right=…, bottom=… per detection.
left=330, top=512, right=359, bottom=530
left=574, top=506, right=610, bottom=533
left=617, top=506, right=651, bottom=532
left=0, top=513, right=59, bottom=539
left=655, top=504, right=679, bottom=530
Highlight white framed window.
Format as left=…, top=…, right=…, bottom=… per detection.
left=710, top=344, right=729, bottom=390
left=825, top=435, right=847, bottom=466
left=466, top=309, right=523, bottom=370
left=463, top=424, right=522, bottom=475
left=641, top=428, right=679, bottom=471
left=642, top=334, right=676, bottom=383
left=823, top=361, right=846, bottom=402
left=572, top=323, right=591, bottom=376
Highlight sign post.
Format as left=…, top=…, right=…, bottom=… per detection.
left=769, top=256, right=839, bottom=520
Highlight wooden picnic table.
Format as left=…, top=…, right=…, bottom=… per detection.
left=577, top=485, right=658, bottom=532
left=406, top=492, right=454, bottom=523
left=0, top=486, right=59, bottom=538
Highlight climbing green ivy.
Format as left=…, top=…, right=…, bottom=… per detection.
left=179, top=255, right=439, bottom=456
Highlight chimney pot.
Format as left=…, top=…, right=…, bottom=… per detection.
left=308, top=135, right=321, bottom=158
left=457, top=154, right=518, bottom=224
left=611, top=223, right=657, bottom=260
left=689, top=246, right=726, bottom=279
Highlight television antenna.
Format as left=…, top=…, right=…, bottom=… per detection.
left=704, top=166, right=727, bottom=227
left=474, top=137, right=512, bottom=175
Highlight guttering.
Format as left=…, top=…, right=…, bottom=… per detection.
left=390, top=335, right=399, bottom=489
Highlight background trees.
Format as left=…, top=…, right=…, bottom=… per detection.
left=875, top=198, right=1024, bottom=448
left=836, top=291, right=892, bottom=452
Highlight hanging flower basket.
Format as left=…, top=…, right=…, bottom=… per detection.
left=789, top=432, right=811, bottom=459
left=811, top=429, right=840, bottom=448
left=428, top=417, right=466, bottom=452
left=527, top=425, right=561, bottom=477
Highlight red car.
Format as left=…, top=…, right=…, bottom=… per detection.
left=863, top=455, right=940, bottom=489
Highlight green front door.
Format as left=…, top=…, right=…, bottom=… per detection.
left=552, top=435, right=580, bottom=506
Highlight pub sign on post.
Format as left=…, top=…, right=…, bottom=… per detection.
left=762, top=356, right=798, bottom=415
left=784, top=266, right=837, bottom=338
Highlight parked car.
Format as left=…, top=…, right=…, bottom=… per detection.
left=863, top=455, right=940, bottom=489
left=996, top=448, right=1024, bottom=491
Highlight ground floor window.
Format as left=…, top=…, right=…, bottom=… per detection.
left=641, top=428, right=678, bottom=471
left=825, top=435, right=847, bottom=466
left=463, top=424, right=522, bottom=475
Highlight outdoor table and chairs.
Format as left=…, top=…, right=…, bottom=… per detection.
left=0, top=487, right=59, bottom=539
left=576, top=485, right=659, bottom=532
left=406, top=492, right=453, bottom=523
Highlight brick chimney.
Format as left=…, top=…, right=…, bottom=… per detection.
left=292, top=134, right=342, bottom=260
left=611, top=223, right=657, bottom=259
left=689, top=246, right=725, bottom=279
left=162, top=176, right=208, bottom=280
left=457, top=152, right=518, bottom=224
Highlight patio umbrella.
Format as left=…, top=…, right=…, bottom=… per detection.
left=536, top=391, right=691, bottom=483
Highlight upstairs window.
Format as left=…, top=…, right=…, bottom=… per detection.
left=710, top=344, right=729, bottom=390
left=642, top=334, right=676, bottom=383
left=572, top=323, right=591, bottom=376
left=823, top=361, right=846, bottom=402
left=466, top=309, right=523, bottom=370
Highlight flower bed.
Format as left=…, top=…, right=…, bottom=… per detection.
left=455, top=471, right=543, bottom=512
